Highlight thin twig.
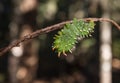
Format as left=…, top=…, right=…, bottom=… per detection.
left=84, top=18, right=120, bottom=30
left=0, top=18, right=120, bottom=56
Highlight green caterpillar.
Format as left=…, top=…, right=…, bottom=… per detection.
left=53, top=18, right=95, bottom=57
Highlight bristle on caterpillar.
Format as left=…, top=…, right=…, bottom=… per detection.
left=52, top=18, right=95, bottom=57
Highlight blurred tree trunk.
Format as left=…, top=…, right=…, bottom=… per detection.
left=9, top=0, right=39, bottom=83
left=99, top=0, right=112, bottom=83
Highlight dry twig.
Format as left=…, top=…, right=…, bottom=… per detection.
left=0, top=18, right=120, bottom=56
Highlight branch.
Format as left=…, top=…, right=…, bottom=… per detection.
left=84, top=18, right=120, bottom=30
left=0, top=18, right=120, bottom=56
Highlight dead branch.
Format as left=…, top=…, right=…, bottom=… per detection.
left=0, top=18, right=120, bottom=56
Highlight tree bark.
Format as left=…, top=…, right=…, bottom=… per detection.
left=100, top=0, right=112, bottom=83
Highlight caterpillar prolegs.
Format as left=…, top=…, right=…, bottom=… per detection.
left=53, top=18, right=95, bottom=57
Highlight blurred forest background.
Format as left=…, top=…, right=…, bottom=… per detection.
left=0, top=0, right=120, bottom=83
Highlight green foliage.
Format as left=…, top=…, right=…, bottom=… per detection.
left=53, top=18, right=95, bottom=56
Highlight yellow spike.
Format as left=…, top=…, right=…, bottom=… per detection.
left=58, top=52, right=61, bottom=57
left=52, top=47, right=56, bottom=50
left=52, top=46, right=58, bottom=50
left=63, top=51, right=67, bottom=56
left=69, top=49, right=72, bottom=53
